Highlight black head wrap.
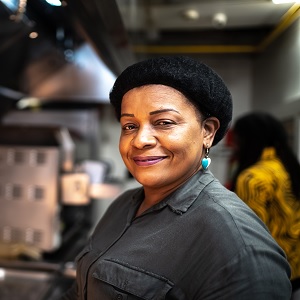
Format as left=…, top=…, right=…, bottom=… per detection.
left=109, top=56, right=232, bottom=146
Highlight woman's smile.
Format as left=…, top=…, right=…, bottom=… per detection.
left=133, top=155, right=167, bottom=166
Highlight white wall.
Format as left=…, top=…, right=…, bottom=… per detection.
left=253, top=19, right=300, bottom=118
left=252, top=19, right=300, bottom=156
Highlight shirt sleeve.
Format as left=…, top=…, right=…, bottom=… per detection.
left=193, top=245, right=291, bottom=300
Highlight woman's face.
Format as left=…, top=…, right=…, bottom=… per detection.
left=119, top=84, right=217, bottom=191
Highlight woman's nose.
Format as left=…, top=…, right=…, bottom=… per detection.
left=131, top=126, right=157, bottom=149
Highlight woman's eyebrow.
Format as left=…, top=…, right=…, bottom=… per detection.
left=150, top=108, right=180, bottom=115
left=120, top=109, right=180, bottom=118
left=120, top=113, right=134, bottom=118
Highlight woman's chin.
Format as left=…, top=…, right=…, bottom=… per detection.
left=133, top=174, right=165, bottom=188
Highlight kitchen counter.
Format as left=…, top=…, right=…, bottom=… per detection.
left=0, top=223, right=90, bottom=300
left=0, top=260, right=76, bottom=300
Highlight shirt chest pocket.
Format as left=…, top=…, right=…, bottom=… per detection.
left=92, top=258, right=174, bottom=300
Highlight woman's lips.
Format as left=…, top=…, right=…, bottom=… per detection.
left=133, top=156, right=166, bottom=166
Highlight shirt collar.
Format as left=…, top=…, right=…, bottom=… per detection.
left=166, top=170, right=214, bottom=214
left=130, top=170, right=215, bottom=215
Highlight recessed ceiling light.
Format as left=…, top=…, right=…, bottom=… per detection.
left=182, top=9, right=200, bottom=21
left=29, top=32, right=38, bottom=39
left=45, top=0, right=62, bottom=6
left=212, top=12, right=227, bottom=28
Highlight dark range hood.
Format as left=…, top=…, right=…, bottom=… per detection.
left=0, top=0, right=136, bottom=113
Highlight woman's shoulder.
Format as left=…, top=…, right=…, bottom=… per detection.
left=238, top=157, right=288, bottom=187
left=198, top=177, right=274, bottom=245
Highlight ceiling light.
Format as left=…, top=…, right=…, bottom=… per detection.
left=212, top=12, right=227, bottom=28
left=45, top=0, right=62, bottom=6
left=182, top=9, right=200, bottom=21
left=29, top=31, right=38, bottom=39
left=272, top=0, right=300, bottom=4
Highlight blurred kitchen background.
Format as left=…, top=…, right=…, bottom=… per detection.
left=0, top=0, right=299, bottom=299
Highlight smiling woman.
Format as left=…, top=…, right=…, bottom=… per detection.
left=62, top=56, right=292, bottom=300
left=119, top=84, right=216, bottom=212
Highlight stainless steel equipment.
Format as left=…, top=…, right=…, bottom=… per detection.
left=0, top=145, right=61, bottom=252
left=0, top=126, right=65, bottom=254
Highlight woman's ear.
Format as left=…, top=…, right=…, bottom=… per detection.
left=203, top=117, right=220, bottom=146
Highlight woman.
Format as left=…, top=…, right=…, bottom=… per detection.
left=231, top=112, right=300, bottom=294
left=63, top=56, right=291, bottom=299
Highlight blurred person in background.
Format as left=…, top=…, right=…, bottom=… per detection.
left=62, top=57, right=291, bottom=299
left=231, top=111, right=300, bottom=296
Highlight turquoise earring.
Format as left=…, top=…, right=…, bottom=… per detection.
left=201, top=145, right=211, bottom=170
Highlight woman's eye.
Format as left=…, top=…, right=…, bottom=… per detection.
left=156, top=120, right=175, bottom=126
left=122, top=124, right=136, bottom=131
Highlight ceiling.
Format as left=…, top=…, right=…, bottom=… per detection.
left=116, top=0, right=299, bottom=56
left=0, top=0, right=299, bottom=112
left=118, top=0, right=293, bottom=31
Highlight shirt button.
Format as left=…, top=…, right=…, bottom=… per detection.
left=115, top=294, right=123, bottom=300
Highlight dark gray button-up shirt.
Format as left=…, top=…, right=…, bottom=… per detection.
left=63, top=170, right=291, bottom=299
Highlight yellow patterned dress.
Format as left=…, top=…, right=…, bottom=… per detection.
left=235, top=147, right=300, bottom=280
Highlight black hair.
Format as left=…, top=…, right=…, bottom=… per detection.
left=231, top=112, right=300, bottom=199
